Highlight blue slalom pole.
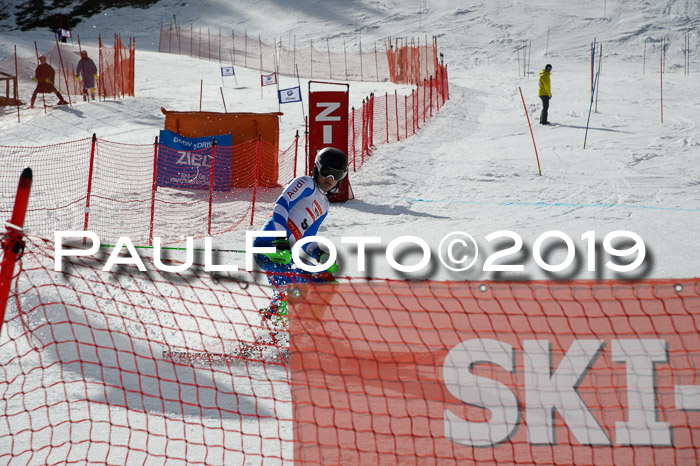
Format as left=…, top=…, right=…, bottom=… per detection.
left=583, top=70, right=600, bottom=149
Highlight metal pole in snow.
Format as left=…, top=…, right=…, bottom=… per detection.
left=584, top=71, right=600, bottom=148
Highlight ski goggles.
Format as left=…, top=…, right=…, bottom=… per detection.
left=319, top=166, right=347, bottom=181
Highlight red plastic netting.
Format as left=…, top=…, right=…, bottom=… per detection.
left=1, top=235, right=698, bottom=464
left=289, top=279, right=700, bottom=464
left=158, top=24, right=439, bottom=85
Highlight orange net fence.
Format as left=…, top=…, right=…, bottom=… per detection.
left=0, top=136, right=299, bottom=245
left=348, top=67, right=448, bottom=171
left=1, top=234, right=698, bottom=464
left=158, top=23, right=439, bottom=85
left=291, top=279, right=700, bottom=464
left=0, top=34, right=134, bottom=109
left=0, top=69, right=449, bottom=245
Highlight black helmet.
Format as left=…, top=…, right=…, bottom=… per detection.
left=313, top=147, right=348, bottom=182
left=545, top=64, right=552, bottom=71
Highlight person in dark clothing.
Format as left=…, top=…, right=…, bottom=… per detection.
left=75, top=50, right=98, bottom=101
left=30, top=56, right=68, bottom=109
left=538, top=64, right=553, bottom=125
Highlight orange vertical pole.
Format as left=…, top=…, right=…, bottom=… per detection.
left=384, top=92, right=389, bottom=143
left=14, top=46, right=20, bottom=123
left=294, top=130, right=299, bottom=178
left=404, top=94, right=408, bottom=139
left=207, top=139, right=216, bottom=235
left=55, top=36, right=72, bottom=105
left=395, top=90, right=399, bottom=141
left=149, top=136, right=158, bottom=244
left=351, top=108, right=356, bottom=171
left=429, top=75, right=433, bottom=118
left=412, top=89, right=416, bottom=134
left=83, top=134, right=97, bottom=232
left=369, top=93, right=374, bottom=149
left=98, top=35, right=104, bottom=100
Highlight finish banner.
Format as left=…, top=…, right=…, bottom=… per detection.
left=290, top=279, right=700, bottom=465
left=308, top=83, right=352, bottom=202
left=156, top=129, right=232, bottom=191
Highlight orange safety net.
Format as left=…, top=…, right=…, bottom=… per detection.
left=0, top=68, right=449, bottom=246
left=0, top=136, right=301, bottom=245
left=158, top=23, right=439, bottom=85
left=347, top=67, right=449, bottom=172
left=0, top=235, right=698, bottom=464
left=290, top=279, right=700, bottom=464
left=0, top=34, right=134, bottom=109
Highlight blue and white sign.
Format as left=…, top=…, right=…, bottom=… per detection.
left=221, top=65, right=235, bottom=76
left=157, top=130, right=232, bottom=191
left=278, top=86, right=302, bottom=104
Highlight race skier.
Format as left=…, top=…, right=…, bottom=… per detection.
left=252, top=146, right=347, bottom=332
left=538, top=63, right=553, bottom=125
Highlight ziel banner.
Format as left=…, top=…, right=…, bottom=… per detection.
left=290, top=279, right=700, bottom=464
left=156, top=130, right=232, bottom=191
left=308, top=83, right=351, bottom=202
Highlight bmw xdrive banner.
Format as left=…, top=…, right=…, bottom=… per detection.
left=156, top=129, right=232, bottom=191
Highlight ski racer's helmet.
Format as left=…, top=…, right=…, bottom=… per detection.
left=313, top=147, right=348, bottom=182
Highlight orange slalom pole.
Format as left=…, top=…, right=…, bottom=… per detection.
left=518, top=87, right=542, bottom=176
left=14, top=46, right=20, bottom=122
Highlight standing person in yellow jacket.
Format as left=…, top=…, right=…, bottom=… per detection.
left=538, top=64, right=553, bottom=125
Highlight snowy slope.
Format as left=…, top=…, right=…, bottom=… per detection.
left=0, top=0, right=699, bottom=282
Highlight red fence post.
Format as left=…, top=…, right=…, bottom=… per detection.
left=365, top=99, right=370, bottom=158
left=83, top=134, right=97, bottom=233
left=412, top=88, right=416, bottom=133
left=423, top=78, right=427, bottom=124
left=294, top=129, right=299, bottom=178
left=0, top=167, right=33, bottom=335
left=385, top=92, right=389, bottom=143
left=304, top=116, right=308, bottom=175
left=131, top=38, right=136, bottom=96
left=351, top=107, right=356, bottom=171
left=395, top=90, right=400, bottom=141
left=369, top=93, right=374, bottom=149
left=207, top=138, right=216, bottom=235
left=360, top=99, right=367, bottom=160
left=429, top=75, right=433, bottom=118
left=149, top=136, right=158, bottom=244
left=405, top=94, right=408, bottom=139
left=55, top=36, right=72, bottom=105
left=12, top=46, right=20, bottom=123
left=250, top=134, right=262, bottom=226
left=445, top=65, right=449, bottom=100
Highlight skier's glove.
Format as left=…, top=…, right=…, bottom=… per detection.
left=75, top=76, right=80, bottom=81
left=93, top=74, right=98, bottom=79
left=32, top=77, right=37, bottom=82
left=264, top=239, right=292, bottom=265
left=316, top=251, right=338, bottom=275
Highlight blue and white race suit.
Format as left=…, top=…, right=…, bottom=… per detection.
left=253, top=175, right=333, bottom=287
